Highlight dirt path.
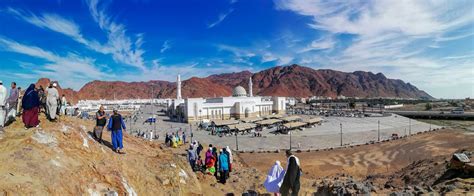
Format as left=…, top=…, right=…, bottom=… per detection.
left=238, top=129, right=474, bottom=180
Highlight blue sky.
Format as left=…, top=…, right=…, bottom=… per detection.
left=0, top=0, right=472, bottom=98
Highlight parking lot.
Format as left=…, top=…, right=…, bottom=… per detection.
left=123, top=105, right=440, bottom=151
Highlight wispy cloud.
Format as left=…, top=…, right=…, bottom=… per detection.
left=207, top=9, right=234, bottom=29
left=274, top=0, right=474, bottom=98
left=86, top=0, right=146, bottom=71
left=6, top=5, right=148, bottom=71
left=160, top=40, right=171, bottom=53
left=0, top=36, right=108, bottom=88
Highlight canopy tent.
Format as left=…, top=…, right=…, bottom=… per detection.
left=211, top=119, right=239, bottom=127
left=279, top=115, right=301, bottom=122
left=240, top=117, right=263, bottom=123
left=262, top=114, right=283, bottom=119
left=227, top=123, right=257, bottom=131
left=282, top=122, right=306, bottom=129
left=256, top=119, right=282, bottom=126
left=303, top=117, right=323, bottom=124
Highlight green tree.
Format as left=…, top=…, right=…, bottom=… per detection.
left=425, top=103, right=433, bottom=111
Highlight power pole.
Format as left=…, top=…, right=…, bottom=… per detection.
left=289, top=129, right=292, bottom=150
left=377, top=120, right=380, bottom=142
left=235, top=132, right=239, bottom=151
left=152, top=86, right=156, bottom=132
left=409, top=118, right=411, bottom=135
left=340, top=123, right=343, bottom=146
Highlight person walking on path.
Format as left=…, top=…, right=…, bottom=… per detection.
left=21, top=84, right=40, bottom=129
left=280, top=150, right=302, bottom=196
left=46, top=83, right=59, bottom=121
left=219, top=148, right=230, bottom=184
left=107, top=108, right=126, bottom=154
left=95, top=106, right=107, bottom=144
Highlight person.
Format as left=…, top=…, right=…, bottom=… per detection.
left=219, top=148, right=230, bottom=184
left=46, top=83, right=59, bottom=120
left=188, top=145, right=197, bottom=171
left=0, top=81, right=7, bottom=128
left=182, top=131, right=186, bottom=144
left=107, top=109, right=126, bottom=154
left=37, top=86, right=46, bottom=113
left=212, top=147, right=219, bottom=178
left=21, top=84, right=40, bottom=129
left=226, top=146, right=233, bottom=172
left=95, top=106, right=107, bottom=143
left=6, top=82, right=19, bottom=123
left=60, top=94, right=67, bottom=115
left=16, top=87, right=22, bottom=116
left=205, top=146, right=215, bottom=175
left=197, top=142, right=204, bottom=157
left=280, top=150, right=302, bottom=196
left=264, top=161, right=285, bottom=196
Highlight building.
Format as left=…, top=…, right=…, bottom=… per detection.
left=168, top=76, right=286, bottom=123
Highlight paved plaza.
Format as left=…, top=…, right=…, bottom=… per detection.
left=125, top=105, right=440, bottom=151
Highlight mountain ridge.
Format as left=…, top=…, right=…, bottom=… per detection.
left=36, top=64, right=433, bottom=103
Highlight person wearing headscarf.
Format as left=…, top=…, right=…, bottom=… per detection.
left=21, top=84, right=40, bottom=129
left=213, top=147, right=219, bottom=178
left=46, top=83, right=59, bottom=120
left=280, top=150, right=302, bottom=196
left=107, top=108, right=126, bottom=154
left=226, top=146, right=233, bottom=172
left=205, top=147, right=216, bottom=175
left=0, top=81, right=8, bottom=128
left=219, top=148, right=230, bottom=184
left=264, top=160, right=285, bottom=195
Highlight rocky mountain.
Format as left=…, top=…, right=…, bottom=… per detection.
left=35, top=64, right=432, bottom=104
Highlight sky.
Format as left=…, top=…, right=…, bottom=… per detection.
left=0, top=0, right=473, bottom=99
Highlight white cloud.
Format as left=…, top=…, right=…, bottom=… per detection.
left=275, top=0, right=474, bottom=98
left=6, top=6, right=148, bottom=71
left=160, top=40, right=171, bottom=53
left=86, top=0, right=147, bottom=71
left=0, top=37, right=108, bottom=89
left=299, top=36, right=335, bottom=53
left=207, top=9, right=234, bottom=29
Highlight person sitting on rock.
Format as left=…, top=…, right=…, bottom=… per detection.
left=107, top=108, right=126, bottom=154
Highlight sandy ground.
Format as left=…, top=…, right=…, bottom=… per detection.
left=238, top=128, right=474, bottom=183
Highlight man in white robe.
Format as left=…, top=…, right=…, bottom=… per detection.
left=46, top=83, right=59, bottom=120
left=60, top=94, right=67, bottom=115
left=264, top=160, right=285, bottom=195
left=0, top=81, right=8, bottom=127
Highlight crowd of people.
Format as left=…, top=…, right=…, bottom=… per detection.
left=0, top=81, right=70, bottom=130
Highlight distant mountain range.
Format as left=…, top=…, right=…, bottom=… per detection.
left=36, top=64, right=433, bottom=103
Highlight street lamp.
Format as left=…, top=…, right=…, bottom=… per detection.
left=377, top=120, right=380, bottom=142
left=235, top=131, right=239, bottom=151
left=340, top=123, right=343, bottom=146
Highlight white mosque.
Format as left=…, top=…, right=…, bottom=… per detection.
left=167, top=75, right=286, bottom=123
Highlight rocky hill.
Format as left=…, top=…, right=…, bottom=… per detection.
left=0, top=115, right=268, bottom=195
left=36, top=64, right=433, bottom=103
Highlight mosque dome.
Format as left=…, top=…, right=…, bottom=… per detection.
left=232, top=86, right=247, bottom=97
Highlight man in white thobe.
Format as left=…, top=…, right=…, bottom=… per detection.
left=0, top=81, right=8, bottom=127
left=46, top=83, right=59, bottom=120
left=60, top=94, right=67, bottom=115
